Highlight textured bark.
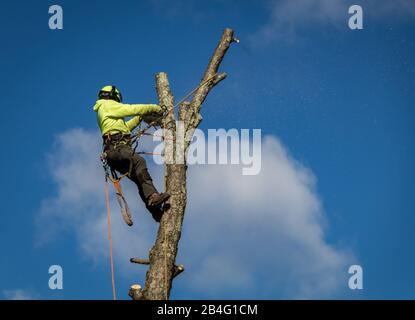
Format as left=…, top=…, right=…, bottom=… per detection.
left=132, top=28, right=236, bottom=300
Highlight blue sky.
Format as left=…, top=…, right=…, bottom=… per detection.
left=0, top=0, right=414, bottom=300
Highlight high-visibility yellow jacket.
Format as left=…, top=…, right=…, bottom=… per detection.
left=93, top=99, right=161, bottom=136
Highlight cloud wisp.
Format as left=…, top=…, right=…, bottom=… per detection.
left=250, top=0, right=415, bottom=46
left=2, top=289, right=36, bottom=300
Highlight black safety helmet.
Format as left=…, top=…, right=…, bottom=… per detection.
left=98, top=85, right=123, bottom=103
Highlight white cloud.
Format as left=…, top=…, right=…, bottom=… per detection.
left=37, top=128, right=355, bottom=298
left=36, top=128, right=159, bottom=269
left=3, top=289, right=36, bottom=300
left=182, top=136, right=353, bottom=298
left=251, top=0, right=345, bottom=44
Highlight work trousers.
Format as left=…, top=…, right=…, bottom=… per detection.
left=103, top=142, right=158, bottom=204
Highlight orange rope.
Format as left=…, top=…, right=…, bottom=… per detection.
left=105, top=179, right=117, bottom=300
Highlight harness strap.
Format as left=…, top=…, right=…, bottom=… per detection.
left=103, top=133, right=132, bottom=149
left=113, top=179, right=133, bottom=226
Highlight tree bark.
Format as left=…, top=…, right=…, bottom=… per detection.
left=132, top=28, right=236, bottom=300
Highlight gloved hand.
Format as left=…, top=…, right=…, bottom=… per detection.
left=142, top=105, right=165, bottom=126
left=154, top=104, right=167, bottom=117
left=159, top=104, right=168, bottom=114
left=157, top=108, right=165, bottom=116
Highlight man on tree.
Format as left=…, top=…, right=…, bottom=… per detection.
left=93, top=85, right=170, bottom=222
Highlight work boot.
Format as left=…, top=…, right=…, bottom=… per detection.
left=149, top=206, right=164, bottom=223
left=147, top=192, right=170, bottom=207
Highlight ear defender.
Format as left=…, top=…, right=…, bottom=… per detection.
left=111, top=85, right=122, bottom=103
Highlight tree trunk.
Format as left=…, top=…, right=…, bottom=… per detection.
left=130, top=28, right=236, bottom=300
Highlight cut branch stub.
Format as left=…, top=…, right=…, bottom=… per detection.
left=173, top=264, right=185, bottom=278
left=130, top=258, right=185, bottom=278
left=128, top=284, right=143, bottom=300
left=130, top=258, right=150, bottom=265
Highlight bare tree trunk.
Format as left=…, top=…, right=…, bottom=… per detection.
left=130, top=28, right=236, bottom=300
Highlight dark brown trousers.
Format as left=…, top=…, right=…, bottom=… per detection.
left=103, top=142, right=158, bottom=204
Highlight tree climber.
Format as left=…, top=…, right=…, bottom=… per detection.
left=93, top=85, right=170, bottom=222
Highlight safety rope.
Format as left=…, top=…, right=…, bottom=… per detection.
left=130, top=72, right=220, bottom=147
left=101, top=152, right=135, bottom=300
left=164, top=227, right=168, bottom=300
left=105, top=178, right=117, bottom=300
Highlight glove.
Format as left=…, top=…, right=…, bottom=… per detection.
left=154, top=105, right=167, bottom=117
left=159, top=104, right=168, bottom=114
